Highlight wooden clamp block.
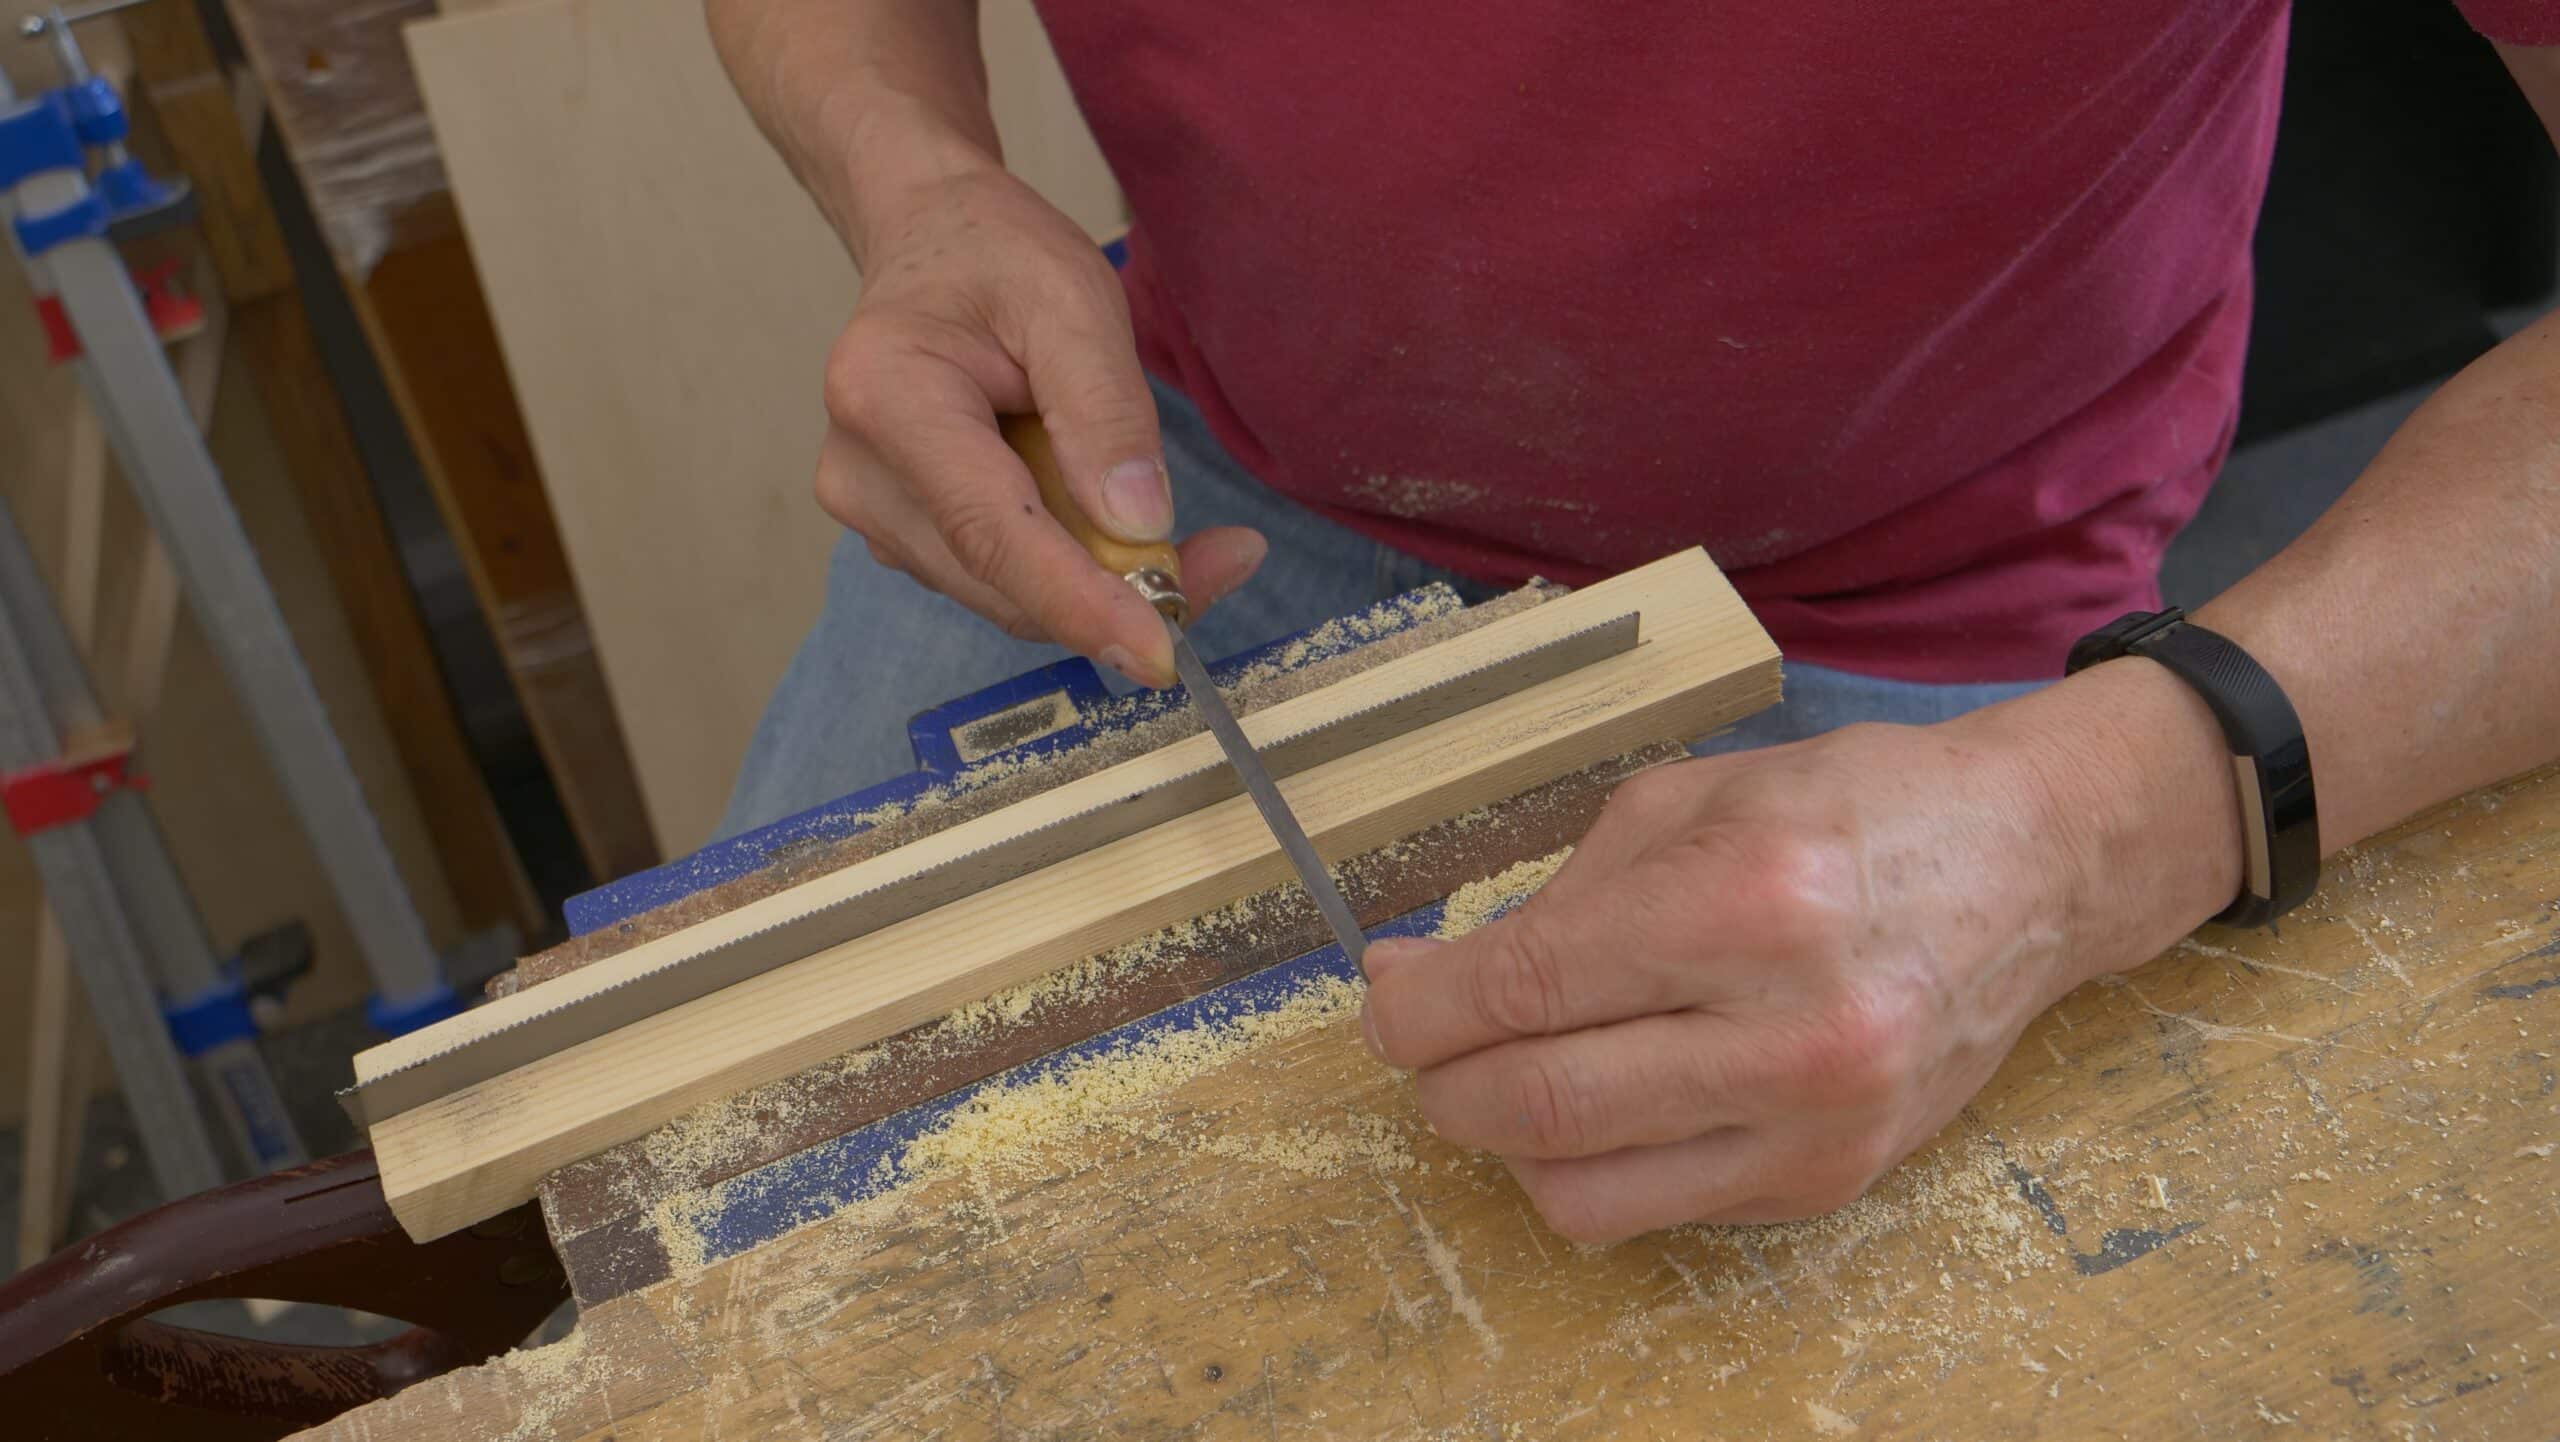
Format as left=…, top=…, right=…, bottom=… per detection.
left=361, top=548, right=1782, bottom=1241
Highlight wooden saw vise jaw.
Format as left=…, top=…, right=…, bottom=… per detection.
left=343, top=548, right=1783, bottom=1256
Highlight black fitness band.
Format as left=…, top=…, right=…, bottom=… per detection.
left=2065, top=609, right=2319, bottom=928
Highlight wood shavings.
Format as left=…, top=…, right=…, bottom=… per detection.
left=900, top=974, right=1372, bottom=1190
left=1201, top=1112, right=1418, bottom=1178
left=938, top=908, right=1231, bottom=1037
left=1436, top=847, right=1574, bottom=938
left=476, top=1327, right=594, bottom=1442
left=1804, top=1399, right=1860, bottom=1436
left=1220, top=585, right=1467, bottom=690
left=633, top=1045, right=888, bottom=1194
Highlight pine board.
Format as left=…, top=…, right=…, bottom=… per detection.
left=361, top=548, right=1781, bottom=1241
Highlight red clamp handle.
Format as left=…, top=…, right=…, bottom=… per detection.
left=31, top=258, right=202, bottom=364
left=2, top=750, right=144, bottom=836
left=1, top=733, right=144, bottom=837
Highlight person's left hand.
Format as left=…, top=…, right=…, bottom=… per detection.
left=1357, top=666, right=2245, bottom=1243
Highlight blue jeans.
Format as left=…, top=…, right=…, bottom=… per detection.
left=718, top=380, right=2042, bottom=841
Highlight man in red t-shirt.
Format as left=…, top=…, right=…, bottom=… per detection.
left=708, top=1, right=2560, bottom=1240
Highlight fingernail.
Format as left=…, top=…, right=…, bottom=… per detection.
left=1360, top=1003, right=1386, bottom=1060
left=1098, top=645, right=1144, bottom=685
left=1098, top=459, right=1173, bottom=542
left=1363, top=936, right=1440, bottom=981
left=1099, top=643, right=1174, bottom=690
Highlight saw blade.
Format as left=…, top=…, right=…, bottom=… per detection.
left=340, top=609, right=1641, bottom=1129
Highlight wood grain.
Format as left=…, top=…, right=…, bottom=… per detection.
left=132, top=73, right=295, bottom=304
left=214, top=0, right=658, bottom=891
left=118, top=1, right=294, bottom=301
left=119, top=0, right=539, bottom=937
left=349, top=213, right=658, bottom=883
left=361, top=549, right=1781, bottom=1241
left=300, top=763, right=2560, bottom=1441
left=406, top=0, right=1125, bottom=849
left=227, top=293, right=537, bottom=938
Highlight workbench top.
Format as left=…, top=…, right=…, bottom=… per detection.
left=303, top=763, right=2560, bottom=1440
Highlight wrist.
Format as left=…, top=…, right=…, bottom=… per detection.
left=1957, top=658, right=2248, bottom=986
left=819, top=80, right=1007, bottom=265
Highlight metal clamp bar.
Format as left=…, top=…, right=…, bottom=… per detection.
left=0, top=499, right=224, bottom=1201
left=21, top=153, right=452, bottom=1018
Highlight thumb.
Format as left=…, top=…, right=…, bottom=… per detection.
left=1021, top=310, right=1172, bottom=547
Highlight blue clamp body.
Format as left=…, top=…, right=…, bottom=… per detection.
left=904, top=656, right=1115, bottom=775
left=1, top=76, right=161, bottom=257
left=0, top=89, right=85, bottom=185
left=162, top=969, right=257, bottom=1056
left=94, top=158, right=176, bottom=218
left=0, top=90, right=95, bottom=256
left=59, top=77, right=125, bottom=146
left=367, top=983, right=463, bottom=1037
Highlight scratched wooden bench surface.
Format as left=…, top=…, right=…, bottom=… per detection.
left=301, top=764, right=2560, bottom=1441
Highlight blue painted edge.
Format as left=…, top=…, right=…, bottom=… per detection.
left=564, top=584, right=1465, bottom=935
left=666, top=897, right=1475, bottom=1268
left=904, top=656, right=1113, bottom=776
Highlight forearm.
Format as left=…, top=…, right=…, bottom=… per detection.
left=1957, top=308, right=2560, bottom=981
left=704, top=0, right=1002, bottom=264
left=2195, top=309, right=2560, bottom=852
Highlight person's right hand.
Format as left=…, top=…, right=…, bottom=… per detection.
left=819, top=164, right=1266, bottom=687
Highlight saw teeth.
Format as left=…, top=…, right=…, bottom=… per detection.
left=339, top=611, right=1641, bottom=1128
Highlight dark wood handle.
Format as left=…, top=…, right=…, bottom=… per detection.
left=0, top=1149, right=566, bottom=1441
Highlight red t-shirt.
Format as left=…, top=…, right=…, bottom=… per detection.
left=1032, top=2, right=2556, bottom=681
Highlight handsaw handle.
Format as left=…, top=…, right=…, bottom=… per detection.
left=1000, top=413, right=1186, bottom=620
left=0, top=1148, right=565, bottom=1439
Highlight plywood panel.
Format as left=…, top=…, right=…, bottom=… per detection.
left=408, top=0, right=1124, bottom=852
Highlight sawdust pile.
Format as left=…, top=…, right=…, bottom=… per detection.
left=900, top=972, right=1373, bottom=1189
left=904, top=838, right=1580, bottom=1190
left=645, top=836, right=1578, bottom=1264
left=1726, top=1133, right=2044, bottom=1279
left=1435, top=848, right=1573, bottom=939
left=634, top=1045, right=887, bottom=1190
left=1220, top=585, right=1468, bottom=691
left=1201, top=1111, right=1418, bottom=1179
left=939, top=910, right=1227, bottom=1038
left=460, top=1325, right=599, bottom=1442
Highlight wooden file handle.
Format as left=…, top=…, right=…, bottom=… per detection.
left=1000, top=413, right=1182, bottom=590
